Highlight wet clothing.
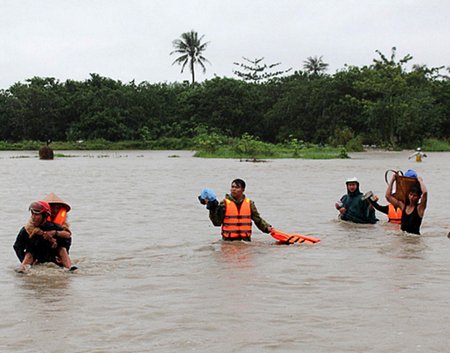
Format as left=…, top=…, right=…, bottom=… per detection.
left=401, top=205, right=422, bottom=235
left=370, top=201, right=402, bottom=224
left=209, top=194, right=271, bottom=240
left=13, top=221, right=70, bottom=263
left=339, top=189, right=378, bottom=224
left=370, top=201, right=389, bottom=215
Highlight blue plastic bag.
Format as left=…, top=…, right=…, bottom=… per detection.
left=200, top=188, right=217, bottom=202
left=405, top=169, right=418, bottom=178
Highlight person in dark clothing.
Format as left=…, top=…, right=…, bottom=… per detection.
left=364, top=192, right=402, bottom=224
left=199, top=178, right=273, bottom=241
left=335, top=177, right=378, bottom=224
left=13, top=201, right=74, bottom=272
left=385, top=175, right=428, bottom=235
left=43, top=192, right=75, bottom=269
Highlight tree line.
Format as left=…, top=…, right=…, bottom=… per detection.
left=0, top=48, right=448, bottom=148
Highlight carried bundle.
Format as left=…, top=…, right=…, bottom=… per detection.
left=385, top=169, right=420, bottom=204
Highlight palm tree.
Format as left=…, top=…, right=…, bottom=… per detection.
left=303, top=55, right=329, bottom=76
left=170, top=30, right=210, bottom=84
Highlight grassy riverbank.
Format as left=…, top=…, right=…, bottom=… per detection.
left=1, top=137, right=448, bottom=158
left=193, top=143, right=349, bottom=159
left=0, top=138, right=193, bottom=151
left=0, top=135, right=350, bottom=159
left=421, top=138, right=450, bottom=152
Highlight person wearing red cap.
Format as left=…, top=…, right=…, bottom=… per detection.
left=13, top=200, right=76, bottom=272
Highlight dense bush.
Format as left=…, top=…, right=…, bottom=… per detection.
left=0, top=49, right=448, bottom=149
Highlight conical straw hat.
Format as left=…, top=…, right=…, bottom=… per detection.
left=43, top=192, right=71, bottom=212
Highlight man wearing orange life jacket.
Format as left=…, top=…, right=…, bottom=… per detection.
left=206, top=179, right=273, bottom=241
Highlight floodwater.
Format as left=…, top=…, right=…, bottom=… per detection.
left=0, top=149, right=449, bottom=353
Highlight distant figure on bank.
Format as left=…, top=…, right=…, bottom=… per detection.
left=335, top=177, right=378, bottom=224
left=385, top=174, right=428, bottom=235
left=199, top=178, right=273, bottom=241
left=408, top=147, right=427, bottom=162
left=39, top=139, right=54, bottom=160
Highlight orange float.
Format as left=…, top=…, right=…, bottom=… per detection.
left=270, top=229, right=320, bottom=245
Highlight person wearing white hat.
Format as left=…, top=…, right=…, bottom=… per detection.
left=335, top=177, right=378, bottom=224
left=408, top=147, right=427, bottom=162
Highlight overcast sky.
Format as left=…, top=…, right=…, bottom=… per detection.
left=1, top=0, right=449, bottom=88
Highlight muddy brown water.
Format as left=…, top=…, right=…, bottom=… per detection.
left=0, top=150, right=449, bottom=353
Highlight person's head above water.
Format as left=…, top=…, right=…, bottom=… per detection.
left=28, top=200, right=51, bottom=226
left=29, top=200, right=51, bottom=216
left=230, top=178, right=246, bottom=199
left=407, top=185, right=422, bottom=205
left=345, top=177, right=359, bottom=193
left=409, top=185, right=422, bottom=197
left=232, top=178, right=246, bottom=189
left=43, top=192, right=71, bottom=218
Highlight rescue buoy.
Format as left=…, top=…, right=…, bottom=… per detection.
left=270, top=229, right=320, bottom=245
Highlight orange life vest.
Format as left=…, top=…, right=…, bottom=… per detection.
left=222, top=198, right=252, bottom=240
left=388, top=204, right=402, bottom=224
left=48, top=207, right=68, bottom=226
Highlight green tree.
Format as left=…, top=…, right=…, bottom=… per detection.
left=176, top=77, right=260, bottom=137
left=170, top=30, right=210, bottom=84
left=233, top=57, right=292, bottom=83
left=303, top=55, right=329, bottom=76
left=8, top=77, right=66, bottom=141
left=0, top=89, right=18, bottom=140
left=263, top=72, right=340, bottom=143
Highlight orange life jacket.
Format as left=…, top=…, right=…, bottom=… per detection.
left=48, top=207, right=68, bottom=226
left=388, top=204, right=402, bottom=224
left=222, top=197, right=252, bottom=240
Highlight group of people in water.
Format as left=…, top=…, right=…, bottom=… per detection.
left=14, top=168, right=428, bottom=272
left=198, top=171, right=428, bottom=244
left=13, top=193, right=77, bottom=273
left=335, top=171, right=427, bottom=235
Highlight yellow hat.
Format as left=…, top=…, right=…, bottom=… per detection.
left=43, top=192, right=71, bottom=212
